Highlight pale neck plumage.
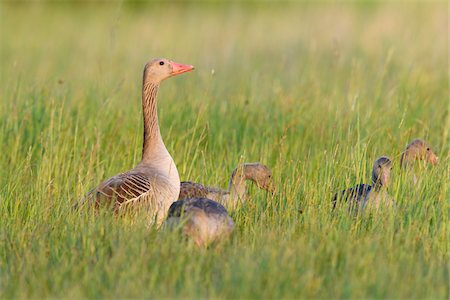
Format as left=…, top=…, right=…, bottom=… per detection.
left=141, top=81, right=164, bottom=161
left=371, top=172, right=383, bottom=191
left=228, top=169, right=247, bottom=207
left=139, top=78, right=180, bottom=200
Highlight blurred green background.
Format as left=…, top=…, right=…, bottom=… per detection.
left=0, top=1, right=448, bottom=299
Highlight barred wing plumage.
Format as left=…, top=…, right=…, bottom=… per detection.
left=179, top=181, right=209, bottom=199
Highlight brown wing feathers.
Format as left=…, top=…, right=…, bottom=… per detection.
left=95, top=172, right=154, bottom=211
left=179, top=181, right=210, bottom=199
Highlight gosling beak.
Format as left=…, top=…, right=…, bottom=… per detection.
left=431, top=155, right=439, bottom=165
left=171, top=61, right=194, bottom=76
left=266, top=182, right=275, bottom=195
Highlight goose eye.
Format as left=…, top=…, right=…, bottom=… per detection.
left=159, top=61, right=164, bottom=66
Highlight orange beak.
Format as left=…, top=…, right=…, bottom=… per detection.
left=171, top=61, right=194, bottom=76
left=429, top=153, right=439, bottom=165
left=264, top=180, right=275, bottom=195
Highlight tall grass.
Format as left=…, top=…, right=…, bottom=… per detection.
left=0, top=2, right=448, bottom=298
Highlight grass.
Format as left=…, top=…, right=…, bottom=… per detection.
left=0, top=1, right=448, bottom=299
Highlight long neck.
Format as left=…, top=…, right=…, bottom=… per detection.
left=141, top=81, right=163, bottom=161
left=228, top=169, right=247, bottom=206
left=371, top=173, right=383, bottom=191
left=372, top=182, right=382, bottom=191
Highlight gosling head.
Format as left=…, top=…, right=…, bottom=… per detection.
left=242, top=163, right=275, bottom=193
left=371, top=156, right=392, bottom=189
left=400, top=139, right=438, bottom=168
left=144, top=58, right=194, bottom=84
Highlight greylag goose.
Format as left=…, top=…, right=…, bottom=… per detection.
left=332, top=156, right=394, bottom=213
left=84, top=58, right=194, bottom=225
left=164, top=197, right=235, bottom=247
left=400, top=139, right=438, bottom=168
left=178, top=162, right=274, bottom=210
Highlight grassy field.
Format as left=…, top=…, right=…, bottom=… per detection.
left=1, top=1, right=448, bottom=299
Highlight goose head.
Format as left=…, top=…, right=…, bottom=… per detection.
left=400, top=139, right=438, bottom=167
left=371, top=156, right=392, bottom=188
left=242, top=163, right=275, bottom=193
left=144, top=58, right=194, bottom=83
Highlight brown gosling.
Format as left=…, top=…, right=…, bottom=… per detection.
left=333, top=156, right=394, bottom=213
left=179, top=162, right=274, bottom=211
left=80, top=58, right=194, bottom=226
left=400, top=139, right=438, bottom=168
left=400, top=139, right=438, bottom=185
left=164, top=197, right=235, bottom=247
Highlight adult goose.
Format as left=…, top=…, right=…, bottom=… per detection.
left=178, top=162, right=274, bottom=210
left=164, top=197, right=235, bottom=247
left=332, top=156, right=394, bottom=213
left=84, top=58, right=194, bottom=225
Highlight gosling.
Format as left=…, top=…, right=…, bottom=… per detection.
left=332, top=156, right=394, bottom=213
left=179, top=162, right=274, bottom=211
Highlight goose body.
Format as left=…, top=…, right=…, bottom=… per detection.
left=164, top=197, right=235, bottom=247
left=179, top=181, right=226, bottom=202
left=85, top=58, right=194, bottom=225
left=333, top=156, right=394, bottom=213
left=94, top=164, right=178, bottom=222
left=178, top=162, right=274, bottom=210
